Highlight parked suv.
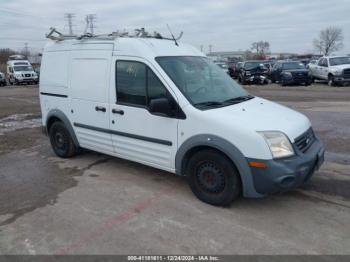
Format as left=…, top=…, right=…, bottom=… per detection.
left=228, top=62, right=243, bottom=79
left=270, top=61, right=312, bottom=86
left=0, top=72, right=6, bottom=86
left=238, top=61, right=269, bottom=85
left=6, top=59, right=39, bottom=85
left=309, top=56, right=350, bottom=86
left=40, top=36, right=324, bottom=206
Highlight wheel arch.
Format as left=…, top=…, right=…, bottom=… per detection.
left=175, top=134, right=263, bottom=198
left=45, top=109, right=80, bottom=147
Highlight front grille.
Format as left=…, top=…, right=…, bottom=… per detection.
left=343, top=68, right=350, bottom=78
left=294, top=128, right=315, bottom=153
left=292, top=72, right=308, bottom=80
left=25, top=74, right=31, bottom=77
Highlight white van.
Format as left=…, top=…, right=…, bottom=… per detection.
left=7, top=58, right=38, bottom=85
left=40, top=36, right=325, bottom=206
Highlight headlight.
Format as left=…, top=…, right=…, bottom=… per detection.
left=283, top=72, right=292, bottom=77
left=332, top=69, right=342, bottom=75
left=15, top=74, right=22, bottom=78
left=258, top=131, right=295, bottom=159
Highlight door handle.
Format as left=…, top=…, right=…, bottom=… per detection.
left=112, top=109, right=124, bottom=115
left=95, top=106, right=106, bottom=112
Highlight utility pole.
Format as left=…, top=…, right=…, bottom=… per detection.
left=64, top=13, right=75, bottom=35
left=209, top=44, right=213, bottom=54
left=85, top=14, right=96, bottom=35
left=24, top=42, right=29, bottom=59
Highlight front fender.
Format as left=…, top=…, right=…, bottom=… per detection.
left=176, top=134, right=263, bottom=198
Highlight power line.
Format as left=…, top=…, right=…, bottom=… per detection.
left=0, top=38, right=46, bottom=42
left=0, top=7, right=61, bottom=21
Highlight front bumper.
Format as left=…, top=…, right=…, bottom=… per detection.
left=333, top=76, right=350, bottom=83
left=248, top=137, right=325, bottom=195
left=16, top=78, right=38, bottom=83
left=244, top=75, right=267, bottom=83
left=285, top=77, right=311, bottom=84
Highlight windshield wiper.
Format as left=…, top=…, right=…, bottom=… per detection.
left=193, top=101, right=225, bottom=108
left=194, top=95, right=254, bottom=109
left=223, top=95, right=254, bottom=104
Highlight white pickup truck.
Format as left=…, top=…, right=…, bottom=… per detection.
left=308, top=56, right=350, bottom=86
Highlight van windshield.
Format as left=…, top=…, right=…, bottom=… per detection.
left=14, top=66, right=33, bottom=72
left=156, top=56, right=250, bottom=108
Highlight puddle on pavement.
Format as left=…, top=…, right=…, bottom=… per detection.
left=0, top=114, right=41, bottom=135
left=0, top=149, right=82, bottom=227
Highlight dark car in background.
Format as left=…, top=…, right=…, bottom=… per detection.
left=228, top=61, right=243, bottom=79
left=214, top=62, right=229, bottom=74
left=238, top=61, right=269, bottom=84
left=262, top=61, right=273, bottom=74
left=0, top=72, right=6, bottom=86
left=270, top=61, right=312, bottom=86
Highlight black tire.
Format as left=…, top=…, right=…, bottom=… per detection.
left=328, top=75, right=335, bottom=86
left=281, top=79, right=287, bottom=86
left=186, top=149, right=241, bottom=206
left=241, top=76, right=246, bottom=85
left=49, top=121, right=78, bottom=158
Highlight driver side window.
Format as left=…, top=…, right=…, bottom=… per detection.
left=116, top=60, right=173, bottom=108
left=147, top=69, right=168, bottom=103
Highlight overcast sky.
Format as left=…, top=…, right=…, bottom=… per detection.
left=0, top=0, right=349, bottom=54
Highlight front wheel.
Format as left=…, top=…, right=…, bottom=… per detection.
left=49, top=121, right=78, bottom=158
left=328, top=75, right=336, bottom=86
left=186, top=149, right=241, bottom=206
left=281, top=78, right=287, bottom=86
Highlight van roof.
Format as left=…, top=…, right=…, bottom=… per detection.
left=44, top=37, right=204, bottom=59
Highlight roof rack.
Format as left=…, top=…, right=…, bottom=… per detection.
left=46, top=27, right=183, bottom=42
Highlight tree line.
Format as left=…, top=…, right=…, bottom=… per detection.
left=244, top=26, right=344, bottom=61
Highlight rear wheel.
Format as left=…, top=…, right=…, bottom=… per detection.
left=49, top=121, right=78, bottom=158
left=186, top=149, right=241, bottom=206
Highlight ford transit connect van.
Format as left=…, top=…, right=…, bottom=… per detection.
left=40, top=35, right=324, bottom=206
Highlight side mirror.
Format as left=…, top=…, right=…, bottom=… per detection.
left=149, top=98, right=173, bottom=117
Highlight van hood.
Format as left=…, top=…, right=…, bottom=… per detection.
left=206, top=97, right=310, bottom=142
